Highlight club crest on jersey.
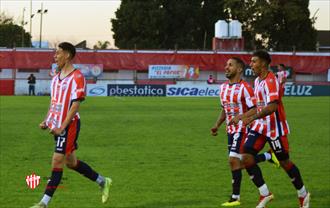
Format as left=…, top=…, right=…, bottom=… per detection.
left=62, top=82, right=68, bottom=90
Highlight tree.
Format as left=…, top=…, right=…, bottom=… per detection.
left=0, top=12, right=31, bottom=48
left=224, top=0, right=317, bottom=51
left=111, top=0, right=228, bottom=50
left=93, top=40, right=111, bottom=49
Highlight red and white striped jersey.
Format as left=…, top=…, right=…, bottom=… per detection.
left=219, top=80, right=256, bottom=134
left=45, top=69, right=86, bottom=129
left=250, top=72, right=290, bottom=138
left=276, top=70, right=289, bottom=96
left=276, top=70, right=289, bottom=85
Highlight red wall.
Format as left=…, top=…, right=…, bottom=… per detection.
left=0, top=80, right=15, bottom=95
left=0, top=50, right=329, bottom=74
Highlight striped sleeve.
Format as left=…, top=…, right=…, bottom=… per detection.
left=71, top=71, right=86, bottom=102
left=265, top=76, right=279, bottom=104
left=243, top=83, right=256, bottom=108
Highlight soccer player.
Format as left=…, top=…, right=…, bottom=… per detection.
left=30, top=42, right=112, bottom=208
left=240, top=50, right=310, bottom=208
left=211, top=57, right=278, bottom=206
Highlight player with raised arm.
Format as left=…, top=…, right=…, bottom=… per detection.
left=211, top=57, right=278, bottom=206
left=30, top=42, right=112, bottom=208
left=240, top=50, right=310, bottom=208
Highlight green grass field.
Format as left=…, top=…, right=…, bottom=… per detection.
left=0, top=96, right=329, bottom=208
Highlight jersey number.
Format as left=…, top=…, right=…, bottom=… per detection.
left=270, top=139, right=282, bottom=150
left=232, top=133, right=240, bottom=147
left=56, top=137, right=66, bottom=148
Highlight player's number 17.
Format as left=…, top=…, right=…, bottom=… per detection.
left=56, top=137, right=66, bottom=148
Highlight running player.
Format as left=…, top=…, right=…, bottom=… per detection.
left=240, top=50, right=310, bottom=208
left=30, top=42, right=112, bottom=208
left=211, top=57, right=278, bottom=206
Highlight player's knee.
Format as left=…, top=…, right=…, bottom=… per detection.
left=52, top=157, right=65, bottom=168
left=66, top=162, right=76, bottom=169
left=242, top=154, right=255, bottom=168
left=280, top=159, right=294, bottom=171
left=65, top=158, right=77, bottom=169
left=229, top=157, right=241, bottom=169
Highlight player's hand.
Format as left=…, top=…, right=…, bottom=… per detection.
left=50, top=127, right=64, bottom=136
left=229, top=115, right=242, bottom=125
left=210, top=127, right=218, bottom=136
left=39, top=121, right=48, bottom=130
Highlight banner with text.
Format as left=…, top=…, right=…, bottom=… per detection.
left=108, top=85, right=166, bottom=96
left=283, top=84, right=330, bottom=96
left=148, top=65, right=199, bottom=79
left=166, top=85, right=220, bottom=97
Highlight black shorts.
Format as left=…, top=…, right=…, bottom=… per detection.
left=54, top=119, right=80, bottom=155
left=227, top=132, right=246, bottom=158
left=243, top=130, right=290, bottom=161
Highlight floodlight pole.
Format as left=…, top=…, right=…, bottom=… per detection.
left=38, top=3, right=47, bottom=48
left=22, top=7, right=26, bottom=47
left=30, top=0, right=33, bottom=36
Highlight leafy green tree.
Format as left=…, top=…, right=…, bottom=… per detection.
left=0, top=12, right=31, bottom=48
left=224, top=0, right=317, bottom=51
left=0, top=13, right=31, bottom=48
left=111, top=0, right=228, bottom=49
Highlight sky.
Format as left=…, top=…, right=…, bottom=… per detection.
left=1, top=0, right=329, bottom=48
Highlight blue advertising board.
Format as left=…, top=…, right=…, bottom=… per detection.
left=284, top=84, right=330, bottom=96
left=108, top=85, right=166, bottom=96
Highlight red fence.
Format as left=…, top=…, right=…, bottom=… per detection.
left=0, top=79, right=15, bottom=95
left=0, top=49, right=329, bottom=73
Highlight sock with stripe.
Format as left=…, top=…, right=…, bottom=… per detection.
left=246, top=165, right=269, bottom=195
left=231, top=169, right=242, bottom=198
left=43, top=168, right=63, bottom=205
left=72, top=160, right=105, bottom=187
left=285, top=163, right=306, bottom=197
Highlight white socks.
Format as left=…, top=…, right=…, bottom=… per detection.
left=264, top=152, right=272, bottom=160
left=258, top=184, right=270, bottom=196
left=298, top=186, right=307, bottom=198
left=96, top=174, right=105, bottom=187
left=41, top=194, right=51, bottom=206
left=232, top=194, right=240, bottom=200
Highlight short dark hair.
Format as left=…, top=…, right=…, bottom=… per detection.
left=58, top=42, right=76, bottom=59
left=253, top=50, right=271, bottom=65
left=279, top=63, right=285, bottom=68
left=231, top=57, right=245, bottom=70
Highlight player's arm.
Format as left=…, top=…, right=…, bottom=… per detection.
left=230, top=84, right=257, bottom=125
left=211, top=108, right=226, bottom=136
left=50, top=101, right=80, bottom=135
left=39, top=102, right=52, bottom=130
left=229, top=106, right=257, bottom=125
left=242, top=101, right=278, bottom=125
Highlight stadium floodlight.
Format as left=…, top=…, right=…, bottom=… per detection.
left=37, top=3, right=48, bottom=48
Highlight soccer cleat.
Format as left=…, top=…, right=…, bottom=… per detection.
left=101, top=177, right=112, bottom=203
left=268, top=150, right=280, bottom=168
left=29, top=202, right=47, bottom=208
left=256, top=193, right=274, bottom=208
left=299, top=192, right=310, bottom=208
left=221, top=197, right=241, bottom=206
